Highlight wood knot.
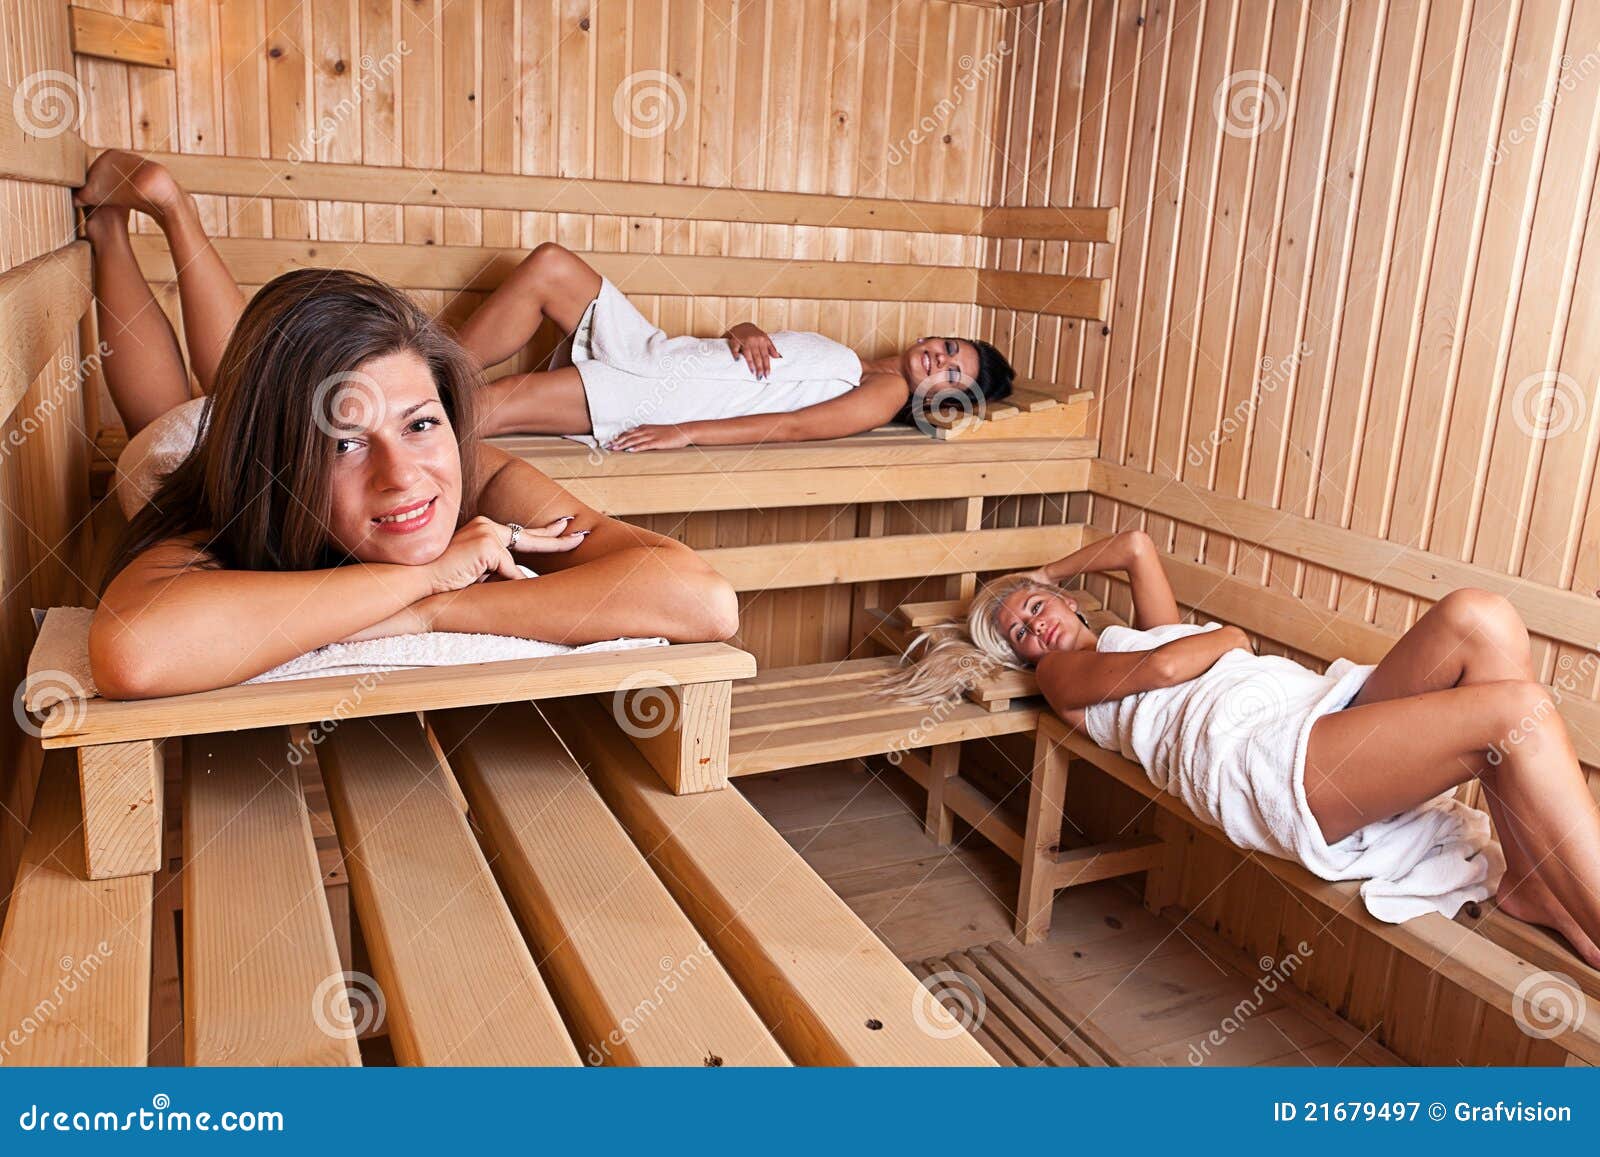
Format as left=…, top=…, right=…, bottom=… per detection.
left=579, top=16, right=591, bottom=30
left=268, top=45, right=284, bottom=59
left=333, top=59, right=347, bottom=75
left=865, top=1018, right=883, bottom=1030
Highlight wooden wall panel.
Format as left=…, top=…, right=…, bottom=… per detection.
left=988, top=0, right=1600, bottom=1064
left=0, top=0, right=95, bottom=910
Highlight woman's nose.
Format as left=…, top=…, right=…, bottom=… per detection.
left=371, top=442, right=420, bottom=490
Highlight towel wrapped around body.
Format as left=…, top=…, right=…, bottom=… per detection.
left=1080, top=621, right=1503, bottom=922
left=567, top=277, right=864, bottom=447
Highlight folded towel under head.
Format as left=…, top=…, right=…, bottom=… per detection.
left=23, top=603, right=667, bottom=715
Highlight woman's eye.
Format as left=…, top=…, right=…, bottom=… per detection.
left=947, top=368, right=961, bottom=383
left=945, top=339, right=957, bottom=356
left=409, top=416, right=442, bottom=433
left=334, top=438, right=360, bottom=455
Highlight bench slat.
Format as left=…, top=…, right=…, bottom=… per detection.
left=427, top=704, right=788, bottom=1066
left=0, top=755, right=151, bottom=1066
left=182, top=729, right=358, bottom=1066
left=317, top=716, right=579, bottom=1066
left=545, top=698, right=996, bottom=1066
left=732, top=699, right=1040, bottom=778
left=43, top=642, right=754, bottom=749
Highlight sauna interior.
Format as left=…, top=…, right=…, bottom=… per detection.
left=2, top=0, right=1600, bottom=1069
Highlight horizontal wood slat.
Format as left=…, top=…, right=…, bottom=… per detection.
left=0, top=78, right=88, bottom=184
left=137, top=151, right=1117, bottom=241
left=130, top=234, right=982, bottom=303
left=977, top=268, right=1111, bottom=320
left=69, top=6, right=173, bottom=68
left=41, top=643, right=754, bottom=749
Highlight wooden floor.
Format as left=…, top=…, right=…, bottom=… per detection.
left=739, top=761, right=1396, bottom=1067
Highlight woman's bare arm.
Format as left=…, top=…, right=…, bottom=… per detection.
left=605, top=373, right=907, bottom=451
left=1035, top=624, right=1251, bottom=714
left=90, top=535, right=442, bottom=699
left=419, top=445, right=738, bottom=642
left=1028, top=528, right=1179, bottom=628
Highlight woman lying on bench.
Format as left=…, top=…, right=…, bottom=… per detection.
left=888, top=529, right=1600, bottom=968
left=76, top=150, right=737, bottom=699
left=456, top=243, right=1017, bottom=451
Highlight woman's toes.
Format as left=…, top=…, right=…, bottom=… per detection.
left=76, top=149, right=183, bottom=219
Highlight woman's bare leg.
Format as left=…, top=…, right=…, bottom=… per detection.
left=76, top=150, right=245, bottom=395
left=1338, top=590, right=1599, bottom=957
left=476, top=367, right=593, bottom=436
left=1306, top=676, right=1600, bottom=967
left=456, top=242, right=602, bottom=367
left=81, top=206, right=190, bottom=436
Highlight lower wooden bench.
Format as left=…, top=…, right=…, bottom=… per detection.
left=0, top=699, right=992, bottom=1067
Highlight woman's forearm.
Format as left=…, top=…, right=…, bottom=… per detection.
left=91, top=560, right=438, bottom=698
left=1036, top=529, right=1149, bottom=583
left=678, top=412, right=794, bottom=446
left=425, top=544, right=738, bottom=643
left=1150, top=626, right=1250, bottom=683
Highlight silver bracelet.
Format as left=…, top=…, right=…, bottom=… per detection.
left=506, top=522, right=522, bottom=550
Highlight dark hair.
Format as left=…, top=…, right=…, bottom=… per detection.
left=101, top=269, right=483, bottom=590
left=891, top=337, right=1016, bottom=427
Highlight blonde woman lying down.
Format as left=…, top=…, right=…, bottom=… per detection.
left=885, top=528, right=1600, bottom=968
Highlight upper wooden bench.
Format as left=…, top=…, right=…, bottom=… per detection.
left=37, top=642, right=754, bottom=879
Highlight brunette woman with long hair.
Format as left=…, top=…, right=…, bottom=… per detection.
left=77, top=150, right=737, bottom=699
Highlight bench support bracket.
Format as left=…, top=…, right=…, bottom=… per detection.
left=78, top=739, right=164, bottom=880
left=609, top=679, right=732, bottom=795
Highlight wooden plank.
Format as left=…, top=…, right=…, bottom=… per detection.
left=316, top=716, right=579, bottom=1065
left=139, top=149, right=985, bottom=234
left=0, top=76, right=88, bottom=184
left=545, top=697, right=996, bottom=1066
left=0, top=755, right=151, bottom=1066
left=182, top=729, right=358, bottom=1066
left=975, top=268, right=1111, bottom=320
left=1092, top=461, right=1600, bottom=658
left=608, top=679, right=733, bottom=795
left=78, top=740, right=163, bottom=879
left=932, top=400, right=1090, bottom=442
left=427, top=704, right=788, bottom=1066
left=702, top=524, right=1085, bottom=592
left=1041, top=713, right=1600, bottom=1065
left=42, top=642, right=755, bottom=749
left=560, top=459, right=1093, bottom=516
left=131, top=233, right=984, bottom=303
left=981, top=205, right=1119, bottom=243
left=1049, top=835, right=1166, bottom=889
left=0, top=243, right=92, bottom=428
left=69, top=6, right=173, bottom=69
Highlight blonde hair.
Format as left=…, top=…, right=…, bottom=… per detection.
left=877, top=573, right=1062, bottom=705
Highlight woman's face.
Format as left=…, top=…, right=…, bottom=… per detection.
left=901, top=336, right=980, bottom=392
left=323, top=350, right=464, bottom=566
left=996, top=586, right=1083, bottom=665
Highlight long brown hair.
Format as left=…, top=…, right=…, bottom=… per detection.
left=101, top=269, right=483, bottom=588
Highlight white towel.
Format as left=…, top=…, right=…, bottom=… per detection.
left=23, top=603, right=666, bottom=712
left=570, top=278, right=863, bottom=447
left=113, top=395, right=208, bottom=519
left=1082, top=621, right=1504, bottom=923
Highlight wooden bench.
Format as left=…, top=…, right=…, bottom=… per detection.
left=35, top=642, right=754, bottom=880
left=0, top=700, right=993, bottom=1067
left=873, top=585, right=1600, bottom=1065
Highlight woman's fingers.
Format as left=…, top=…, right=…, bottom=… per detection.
left=491, top=547, right=524, bottom=581
left=519, top=515, right=575, bottom=540
left=519, top=531, right=588, bottom=553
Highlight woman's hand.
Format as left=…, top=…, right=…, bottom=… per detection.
left=426, top=514, right=586, bottom=595
left=725, top=322, right=781, bottom=379
left=606, top=424, right=692, bottom=452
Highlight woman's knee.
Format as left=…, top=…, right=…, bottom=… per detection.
left=1437, top=588, right=1530, bottom=655
left=1482, top=679, right=1561, bottom=761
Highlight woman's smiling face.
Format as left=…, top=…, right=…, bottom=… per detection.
left=322, top=350, right=464, bottom=567
left=995, top=585, right=1082, bottom=664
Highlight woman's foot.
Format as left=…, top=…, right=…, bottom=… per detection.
left=74, top=149, right=187, bottom=223
left=1496, top=870, right=1600, bottom=970
left=81, top=203, right=131, bottom=247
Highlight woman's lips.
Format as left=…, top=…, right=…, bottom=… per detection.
left=373, top=496, right=436, bottom=535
